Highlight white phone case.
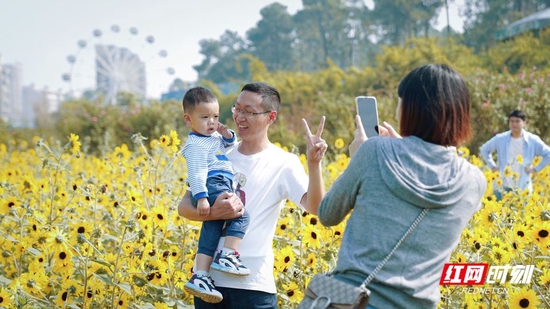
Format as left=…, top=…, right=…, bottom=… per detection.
left=355, top=96, right=379, bottom=138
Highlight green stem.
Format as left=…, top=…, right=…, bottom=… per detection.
left=110, top=226, right=128, bottom=309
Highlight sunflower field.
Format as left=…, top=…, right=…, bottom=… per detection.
left=1, top=132, right=549, bottom=309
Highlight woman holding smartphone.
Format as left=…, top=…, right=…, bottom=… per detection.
left=317, top=64, right=486, bottom=309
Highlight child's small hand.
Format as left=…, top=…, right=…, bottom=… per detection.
left=197, top=198, right=211, bottom=217
left=217, top=123, right=233, bottom=139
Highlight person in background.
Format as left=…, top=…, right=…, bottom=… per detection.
left=178, top=82, right=327, bottom=309
left=316, top=64, right=486, bottom=309
left=480, top=110, right=550, bottom=200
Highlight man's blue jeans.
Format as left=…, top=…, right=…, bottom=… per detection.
left=194, top=287, right=277, bottom=309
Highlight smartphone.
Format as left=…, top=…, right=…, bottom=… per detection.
left=355, top=96, right=379, bottom=138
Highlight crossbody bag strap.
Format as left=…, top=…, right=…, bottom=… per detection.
left=359, top=208, right=429, bottom=289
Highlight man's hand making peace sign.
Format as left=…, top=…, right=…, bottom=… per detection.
left=300, top=116, right=327, bottom=215
left=302, top=116, right=328, bottom=165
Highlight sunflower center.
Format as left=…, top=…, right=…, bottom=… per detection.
left=474, top=242, right=481, bottom=250
left=517, top=231, right=525, bottom=237
left=539, top=229, right=549, bottom=238
left=62, top=291, right=69, bottom=301
left=157, top=214, right=164, bottom=220
left=284, top=256, right=290, bottom=263
left=311, top=232, right=317, bottom=239
left=78, top=227, right=86, bottom=233
left=519, top=298, right=530, bottom=308
left=27, top=279, right=35, bottom=288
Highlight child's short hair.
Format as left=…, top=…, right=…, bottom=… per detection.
left=182, top=87, right=217, bottom=112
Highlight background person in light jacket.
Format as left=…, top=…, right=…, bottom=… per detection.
left=317, top=64, right=486, bottom=309
left=480, top=110, right=550, bottom=200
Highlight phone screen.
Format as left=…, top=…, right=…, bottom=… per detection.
left=355, top=96, right=379, bottom=138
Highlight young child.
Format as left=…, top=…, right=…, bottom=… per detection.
left=181, top=87, right=250, bottom=303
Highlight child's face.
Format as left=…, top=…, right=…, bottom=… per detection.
left=185, top=101, right=220, bottom=136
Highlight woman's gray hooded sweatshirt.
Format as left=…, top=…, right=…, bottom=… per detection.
left=318, top=136, right=486, bottom=309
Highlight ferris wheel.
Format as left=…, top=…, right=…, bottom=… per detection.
left=61, top=25, right=175, bottom=105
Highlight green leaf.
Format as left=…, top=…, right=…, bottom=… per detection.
left=94, top=273, right=113, bottom=286
left=0, top=275, right=12, bottom=285
left=116, top=282, right=132, bottom=294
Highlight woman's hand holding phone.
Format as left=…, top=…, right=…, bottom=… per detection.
left=350, top=116, right=402, bottom=158
left=379, top=121, right=401, bottom=138
left=349, top=115, right=368, bottom=158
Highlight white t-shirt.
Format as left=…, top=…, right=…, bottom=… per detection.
left=208, top=142, right=308, bottom=293
left=504, top=136, right=523, bottom=188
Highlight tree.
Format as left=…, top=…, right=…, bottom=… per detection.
left=293, top=0, right=373, bottom=71
left=371, top=0, right=443, bottom=45
left=247, top=3, right=296, bottom=71
left=462, top=0, right=549, bottom=51
left=193, top=31, right=249, bottom=83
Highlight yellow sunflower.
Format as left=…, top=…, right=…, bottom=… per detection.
left=503, top=166, right=513, bottom=178
left=305, top=252, right=317, bottom=268
left=54, top=289, right=75, bottom=308
left=538, top=268, right=550, bottom=286
left=70, top=220, right=93, bottom=242
left=1, top=197, right=17, bottom=214
left=68, top=133, right=81, bottom=154
left=159, top=134, right=171, bottom=147
left=53, top=249, right=74, bottom=275
left=0, top=288, right=14, bottom=307
left=274, top=246, right=294, bottom=272
left=451, top=252, right=468, bottom=264
left=530, top=221, right=550, bottom=247
left=488, top=246, right=511, bottom=264
left=508, top=287, right=540, bottom=309
left=45, top=226, right=69, bottom=253
left=532, top=156, right=542, bottom=167
left=334, top=138, right=345, bottom=149
left=302, top=224, right=322, bottom=249
left=276, top=217, right=293, bottom=236
left=457, top=146, right=470, bottom=158
left=170, top=129, right=181, bottom=146
left=283, top=281, right=301, bottom=301
left=516, top=154, right=523, bottom=165
left=151, top=205, right=168, bottom=229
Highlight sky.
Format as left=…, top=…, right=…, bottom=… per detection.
left=0, top=0, right=464, bottom=99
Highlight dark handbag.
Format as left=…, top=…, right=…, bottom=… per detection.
left=297, top=273, right=370, bottom=309
left=298, top=209, right=429, bottom=309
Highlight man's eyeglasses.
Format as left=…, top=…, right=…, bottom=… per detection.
left=231, top=104, right=272, bottom=117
